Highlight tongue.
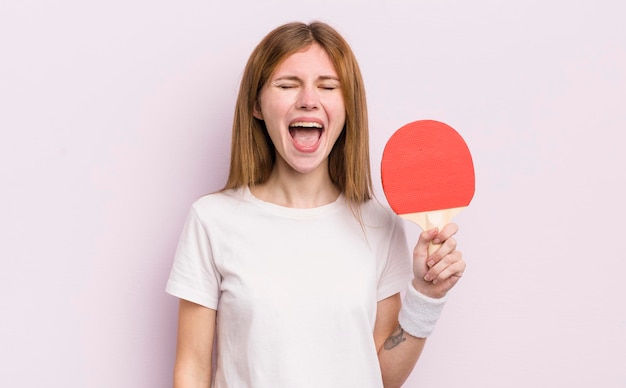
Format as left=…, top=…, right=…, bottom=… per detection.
left=290, top=128, right=320, bottom=147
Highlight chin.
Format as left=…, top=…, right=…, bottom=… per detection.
left=288, top=160, right=325, bottom=175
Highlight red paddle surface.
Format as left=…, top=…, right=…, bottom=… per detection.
left=381, top=120, right=475, bottom=216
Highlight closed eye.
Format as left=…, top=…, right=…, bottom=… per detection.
left=319, top=82, right=341, bottom=91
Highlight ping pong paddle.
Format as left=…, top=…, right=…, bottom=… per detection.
left=381, top=119, right=475, bottom=255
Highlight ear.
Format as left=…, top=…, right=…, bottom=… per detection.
left=252, top=102, right=263, bottom=120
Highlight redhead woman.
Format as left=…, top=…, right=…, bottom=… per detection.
left=166, top=21, right=465, bottom=388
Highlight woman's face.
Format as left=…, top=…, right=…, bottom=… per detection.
left=254, top=43, right=346, bottom=176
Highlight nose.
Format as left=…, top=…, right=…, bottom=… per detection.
left=297, top=86, right=319, bottom=110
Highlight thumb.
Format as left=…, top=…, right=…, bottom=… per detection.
left=414, top=228, right=439, bottom=267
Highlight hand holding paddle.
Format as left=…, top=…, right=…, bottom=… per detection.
left=381, top=120, right=475, bottom=256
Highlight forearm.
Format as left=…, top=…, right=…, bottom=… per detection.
left=378, top=324, right=426, bottom=388
left=173, top=358, right=211, bottom=388
left=375, top=285, right=448, bottom=387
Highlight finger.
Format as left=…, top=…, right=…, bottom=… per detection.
left=435, top=268, right=463, bottom=290
left=414, top=228, right=439, bottom=259
left=432, top=222, right=459, bottom=245
left=431, top=260, right=465, bottom=287
left=426, top=237, right=457, bottom=268
left=436, top=256, right=466, bottom=283
left=424, top=251, right=463, bottom=282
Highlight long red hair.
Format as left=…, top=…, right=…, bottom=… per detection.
left=223, top=21, right=372, bottom=206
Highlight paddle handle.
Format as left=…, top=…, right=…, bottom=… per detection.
left=400, top=206, right=466, bottom=257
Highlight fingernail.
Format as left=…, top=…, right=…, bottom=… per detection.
left=427, top=260, right=434, bottom=268
left=432, top=279, right=438, bottom=285
left=433, top=238, right=441, bottom=244
left=424, top=274, right=431, bottom=281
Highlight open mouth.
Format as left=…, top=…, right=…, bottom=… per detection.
left=289, top=122, right=324, bottom=148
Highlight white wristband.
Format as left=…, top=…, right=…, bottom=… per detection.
left=398, top=284, right=448, bottom=338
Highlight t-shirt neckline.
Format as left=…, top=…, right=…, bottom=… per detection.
left=242, top=186, right=346, bottom=218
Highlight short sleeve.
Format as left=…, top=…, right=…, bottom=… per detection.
left=376, top=215, right=412, bottom=301
left=165, top=206, right=221, bottom=309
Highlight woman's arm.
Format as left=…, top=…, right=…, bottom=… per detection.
left=374, top=293, right=425, bottom=387
left=374, top=223, right=466, bottom=387
left=173, top=299, right=216, bottom=388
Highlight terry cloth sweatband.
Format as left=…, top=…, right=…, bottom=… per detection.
left=398, top=284, right=448, bottom=338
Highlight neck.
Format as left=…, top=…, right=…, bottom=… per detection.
left=251, top=161, right=340, bottom=208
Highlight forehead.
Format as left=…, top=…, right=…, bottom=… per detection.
left=272, top=43, right=338, bottom=77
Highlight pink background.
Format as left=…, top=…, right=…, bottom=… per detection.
left=1, top=1, right=624, bottom=387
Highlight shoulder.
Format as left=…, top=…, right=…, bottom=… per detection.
left=191, top=187, right=246, bottom=210
left=359, top=197, right=400, bottom=229
left=187, top=187, right=250, bottom=223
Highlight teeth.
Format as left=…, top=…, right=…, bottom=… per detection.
left=290, top=122, right=323, bottom=129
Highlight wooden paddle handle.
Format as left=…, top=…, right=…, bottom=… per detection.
left=401, top=207, right=466, bottom=257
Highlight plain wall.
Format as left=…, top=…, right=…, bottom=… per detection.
left=1, top=0, right=624, bottom=387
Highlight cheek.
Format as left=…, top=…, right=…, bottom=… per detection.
left=262, top=97, right=291, bottom=122
left=325, top=96, right=346, bottom=122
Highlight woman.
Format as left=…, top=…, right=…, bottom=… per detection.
left=166, top=21, right=465, bottom=387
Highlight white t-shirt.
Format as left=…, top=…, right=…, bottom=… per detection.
left=166, top=187, right=412, bottom=387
